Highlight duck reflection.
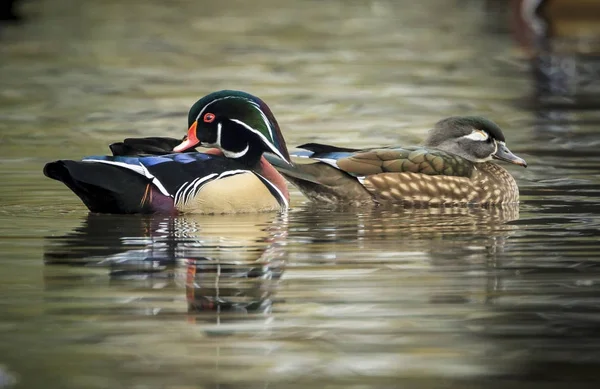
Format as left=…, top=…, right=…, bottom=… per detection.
left=285, top=204, right=519, bottom=308
left=290, top=204, right=518, bottom=251
left=43, top=212, right=287, bottom=316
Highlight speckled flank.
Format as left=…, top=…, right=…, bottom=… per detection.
left=362, top=162, right=519, bottom=205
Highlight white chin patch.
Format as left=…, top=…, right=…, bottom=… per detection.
left=463, top=130, right=489, bottom=141
left=223, top=143, right=250, bottom=159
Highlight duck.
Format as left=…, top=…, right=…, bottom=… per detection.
left=43, top=90, right=291, bottom=214
left=263, top=116, right=527, bottom=206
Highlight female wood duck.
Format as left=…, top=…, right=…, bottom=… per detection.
left=43, top=90, right=291, bottom=214
left=263, top=116, right=527, bottom=206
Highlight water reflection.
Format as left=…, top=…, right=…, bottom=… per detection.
left=286, top=204, right=520, bottom=305
left=43, top=213, right=287, bottom=318
left=2, top=0, right=600, bottom=386
left=283, top=203, right=600, bottom=382
left=511, top=0, right=600, bottom=133
left=38, top=205, right=528, bottom=380
left=42, top=205, right=519, bottom=323
left=290, top=204, right=518, bottom=253
left=24, top=197, right=600, bottom=385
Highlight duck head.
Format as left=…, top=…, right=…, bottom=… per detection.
left=174, top=90, right=291, bottom=167
left=425, top=116, right=527, bottom=167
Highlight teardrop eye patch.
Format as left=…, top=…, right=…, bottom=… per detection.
left=464, top=129, right=489, bottom=141
left=203, top=113, right=216, bottom=123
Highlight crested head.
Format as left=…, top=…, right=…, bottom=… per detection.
left=425, top=116, right=526, bottom=167
left=174, top=90, right=290, bottom=166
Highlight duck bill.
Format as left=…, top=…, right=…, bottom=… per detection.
left=173, top=121, right=199, bottom=152
left=493, top=142, right=527, bottom=167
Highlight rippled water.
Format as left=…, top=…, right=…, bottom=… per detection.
left=1, top=0, right=600, bottom=388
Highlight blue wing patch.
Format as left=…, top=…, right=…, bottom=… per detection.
left=291, top=150, right=352, bottom=161
left=172, top=153, right=212, bottom=163
left=139, top=153, right=213, bottom=166
left=138, top=156, right=171, bottom=166
left=84, top=153, right=215, bottom=167
left=81, top=151, right=252, bottom=200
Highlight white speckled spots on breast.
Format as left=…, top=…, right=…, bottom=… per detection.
left=362, top=162, right=519, bottom=205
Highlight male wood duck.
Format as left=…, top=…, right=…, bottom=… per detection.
left=43, top=90, right=291, bottom=214
left=263, top=116, right=527, bottom=206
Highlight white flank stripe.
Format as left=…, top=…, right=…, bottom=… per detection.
left=174, top=169, right=287, bottom=210
left=82, top=159, right=146, bottom=175
left=138, top=162, right=171, bottom=197
left=219, top=169, right=250, bottom=178
left=177, top=177, right=204, bottom=204
left=188, top=174, right=217, bottom=203
left=178, top=173, right=217, bottom=206
left=177, top=171, right=249, bottom=207
left=81, top=159, right=171, bottom=197
left=174, top=180, right=191, bottom=204
left=255, top=172, right=289, bottom=211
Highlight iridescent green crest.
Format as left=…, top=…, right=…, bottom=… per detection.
left=188, top=90, right=290, bottom=161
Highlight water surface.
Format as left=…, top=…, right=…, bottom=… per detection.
left=1, top=0, right=600, bottom=388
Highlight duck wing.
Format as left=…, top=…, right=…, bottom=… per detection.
left=44, top=153, right=284, bottom=214
left=296, top=145, right=474, bottom=178
left=109, top=137, right=196, bottom=156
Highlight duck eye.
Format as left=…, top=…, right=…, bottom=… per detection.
left=203, top=113, right=216, bottom=123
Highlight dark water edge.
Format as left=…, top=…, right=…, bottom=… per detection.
left=2, top=0, right=600, bottom=388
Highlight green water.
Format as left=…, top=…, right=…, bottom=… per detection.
left=1, top=0, right=600, bottom=388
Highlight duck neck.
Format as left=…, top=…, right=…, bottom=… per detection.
left=472, top=162, right=519, bottom=204
left=219, top=136, right=266, bottom=167
left=217, top=143, right=290, bottom=201
left=255, top=156, right=290, bottom=201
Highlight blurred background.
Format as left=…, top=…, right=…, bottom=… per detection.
left=1, top=0, right=600, bottom=388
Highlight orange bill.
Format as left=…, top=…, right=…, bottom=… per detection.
left=173, top=121, right=199, bottom=152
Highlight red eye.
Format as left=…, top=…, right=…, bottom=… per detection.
left=203, top=113, right=215, bottom=123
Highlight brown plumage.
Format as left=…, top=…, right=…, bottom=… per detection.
left=265, top=116, right=526, bottom=206
left=362, top=163, right=519, bottom=205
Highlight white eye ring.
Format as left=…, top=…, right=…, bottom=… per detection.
left=463, top=129, right=489, bottom=141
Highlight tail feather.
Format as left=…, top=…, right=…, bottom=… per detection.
left=297, top=143, right=361, bottom=155
left=263, top=153, right=323, bottom=185
left=263, top=154, right=372, bottom=203
left=44, top=160, right=171, bottom=214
